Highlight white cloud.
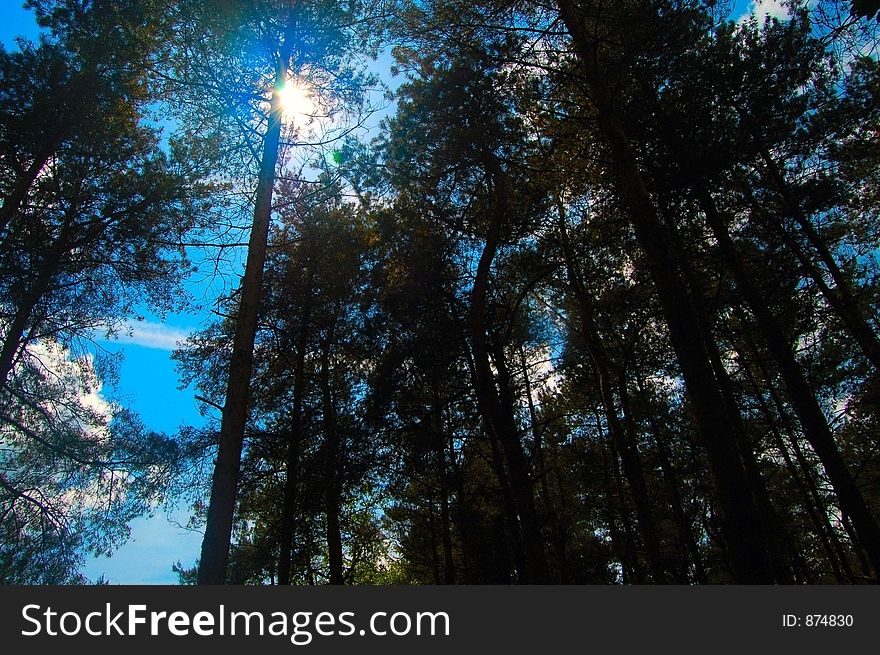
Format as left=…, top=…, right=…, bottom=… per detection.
left=26, top=339, right=113, bottom=434
left=113, top=320, right=192, bottom=351
left=738, top=0, right=791, bottom=24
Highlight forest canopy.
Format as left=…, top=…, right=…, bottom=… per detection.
left=1, top=0, right=879, bottom=585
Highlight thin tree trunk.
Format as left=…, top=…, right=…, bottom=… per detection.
left=746, top=367, right=849, bottom=582
left=641, top=397, right=708, bottom=584
left=427, top=499, right=442, bottom=585
left=557, top=211, right=666, bottom=582
left=320, top=318, right=344, bottom=585
left=595, top=413, right=642, bottom=584
left=488, top=334, right=549, bottom=583
left=431, top=378, right=456, bottom=584
left=198, top=36, right=293, bottom=585
left=610, top=439, right=645, bottom=584
left=449, top=439, right=477, bottom=583
left=518, top=346, right=569, bottom=583
left=277, top=262, right=314, bottom=585
left=437, top=444, right=456, bottom=584
left=468, top=156, right=547, bottom=583
left=738, top=336, right=858, bottom=582
left=461, top=338, right=524, bottom=578
left=839, top=510, right=874, bottom=580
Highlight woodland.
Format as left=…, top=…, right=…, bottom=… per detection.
left=2, top=0, right=880, bottom=585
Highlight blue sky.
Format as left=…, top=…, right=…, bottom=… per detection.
left=1, top=0, right=772, bottom=584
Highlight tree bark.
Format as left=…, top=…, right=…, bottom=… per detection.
left=738, top=336, right=858, bottom=582
left=0, top=70, right=99, bottom=236
left=557, top=212, right=666, bottom=582
left=639, top=393, right=708, bottom=584
left=518, top=346, right=569, bottom=583
left=745, top=129, right=880, bottom=372
left=461, top=337, right=524, bottom=579
left=0, top=144, right=57, bottom=237
left=431, top=378, right=456, bottom=584
left=655, top=195, right=796, bottom=584
left=0, top=217, right=77, bottom=386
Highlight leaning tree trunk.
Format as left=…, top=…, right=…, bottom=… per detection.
left=696, top=187, right=880, bottom=579
left=0, top=140, right=62, bottom=237
left=0, top=70, right=99, bottom=236
left=740, top=119, right=880, bottom=372
left=197, top=37, right=293, bottom=585
left=655, top=198, right=795, bottom=584
left=555, top=0, right=775, bottom=583
left=0, top=231, right=69, bottom=386
left=741, top=357, right=851, bottom=582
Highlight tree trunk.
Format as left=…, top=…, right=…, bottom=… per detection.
left=197, top=38, right=293, bottom=585
left=750, top=373, right=849, bottom=582
left=610, top=438, right=646, bottom=584
left=490, top=334, right=550, bottom=583
left=556, top=212, right=666, bottom=582
left=656, top=197, right=796, bottom=583
left=277, top=262, right=313, bottom=585
left=750, top=138, right=880, bottom=372
left=555, top=0, right=775, bottom=582
left=518, top=346, right=569, bottom=583
left=320, top=318, right=344, bottom=585
left=462, top=339, right=524, bottom=579
left=595, top=415, right=643, bottom=584
left=0, top=217, right=77, bottom=386
left=427, top=499, right=442, bottom=585
left=739, top=337, right=858, bottom=582
left=641, top=397, right=708, bottom=584
left=0, top=70, right=97, bottom=236
left=0, top=144, right=58, bottom=237
left=468, top=156, right=547, bottom=583
left=448, top=434, right=477, bottom=583
left=431, top=378, right=456, bottom=584
left=696, top=188, right=880, bottom=578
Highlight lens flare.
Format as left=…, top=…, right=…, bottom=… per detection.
left=277, top=79, right=317, bottom=128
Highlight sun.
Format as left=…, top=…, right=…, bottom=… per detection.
left=277, top=78, right=317, bottom=128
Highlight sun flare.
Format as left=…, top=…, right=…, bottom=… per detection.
left=277, top=79, right=317, bottom=128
